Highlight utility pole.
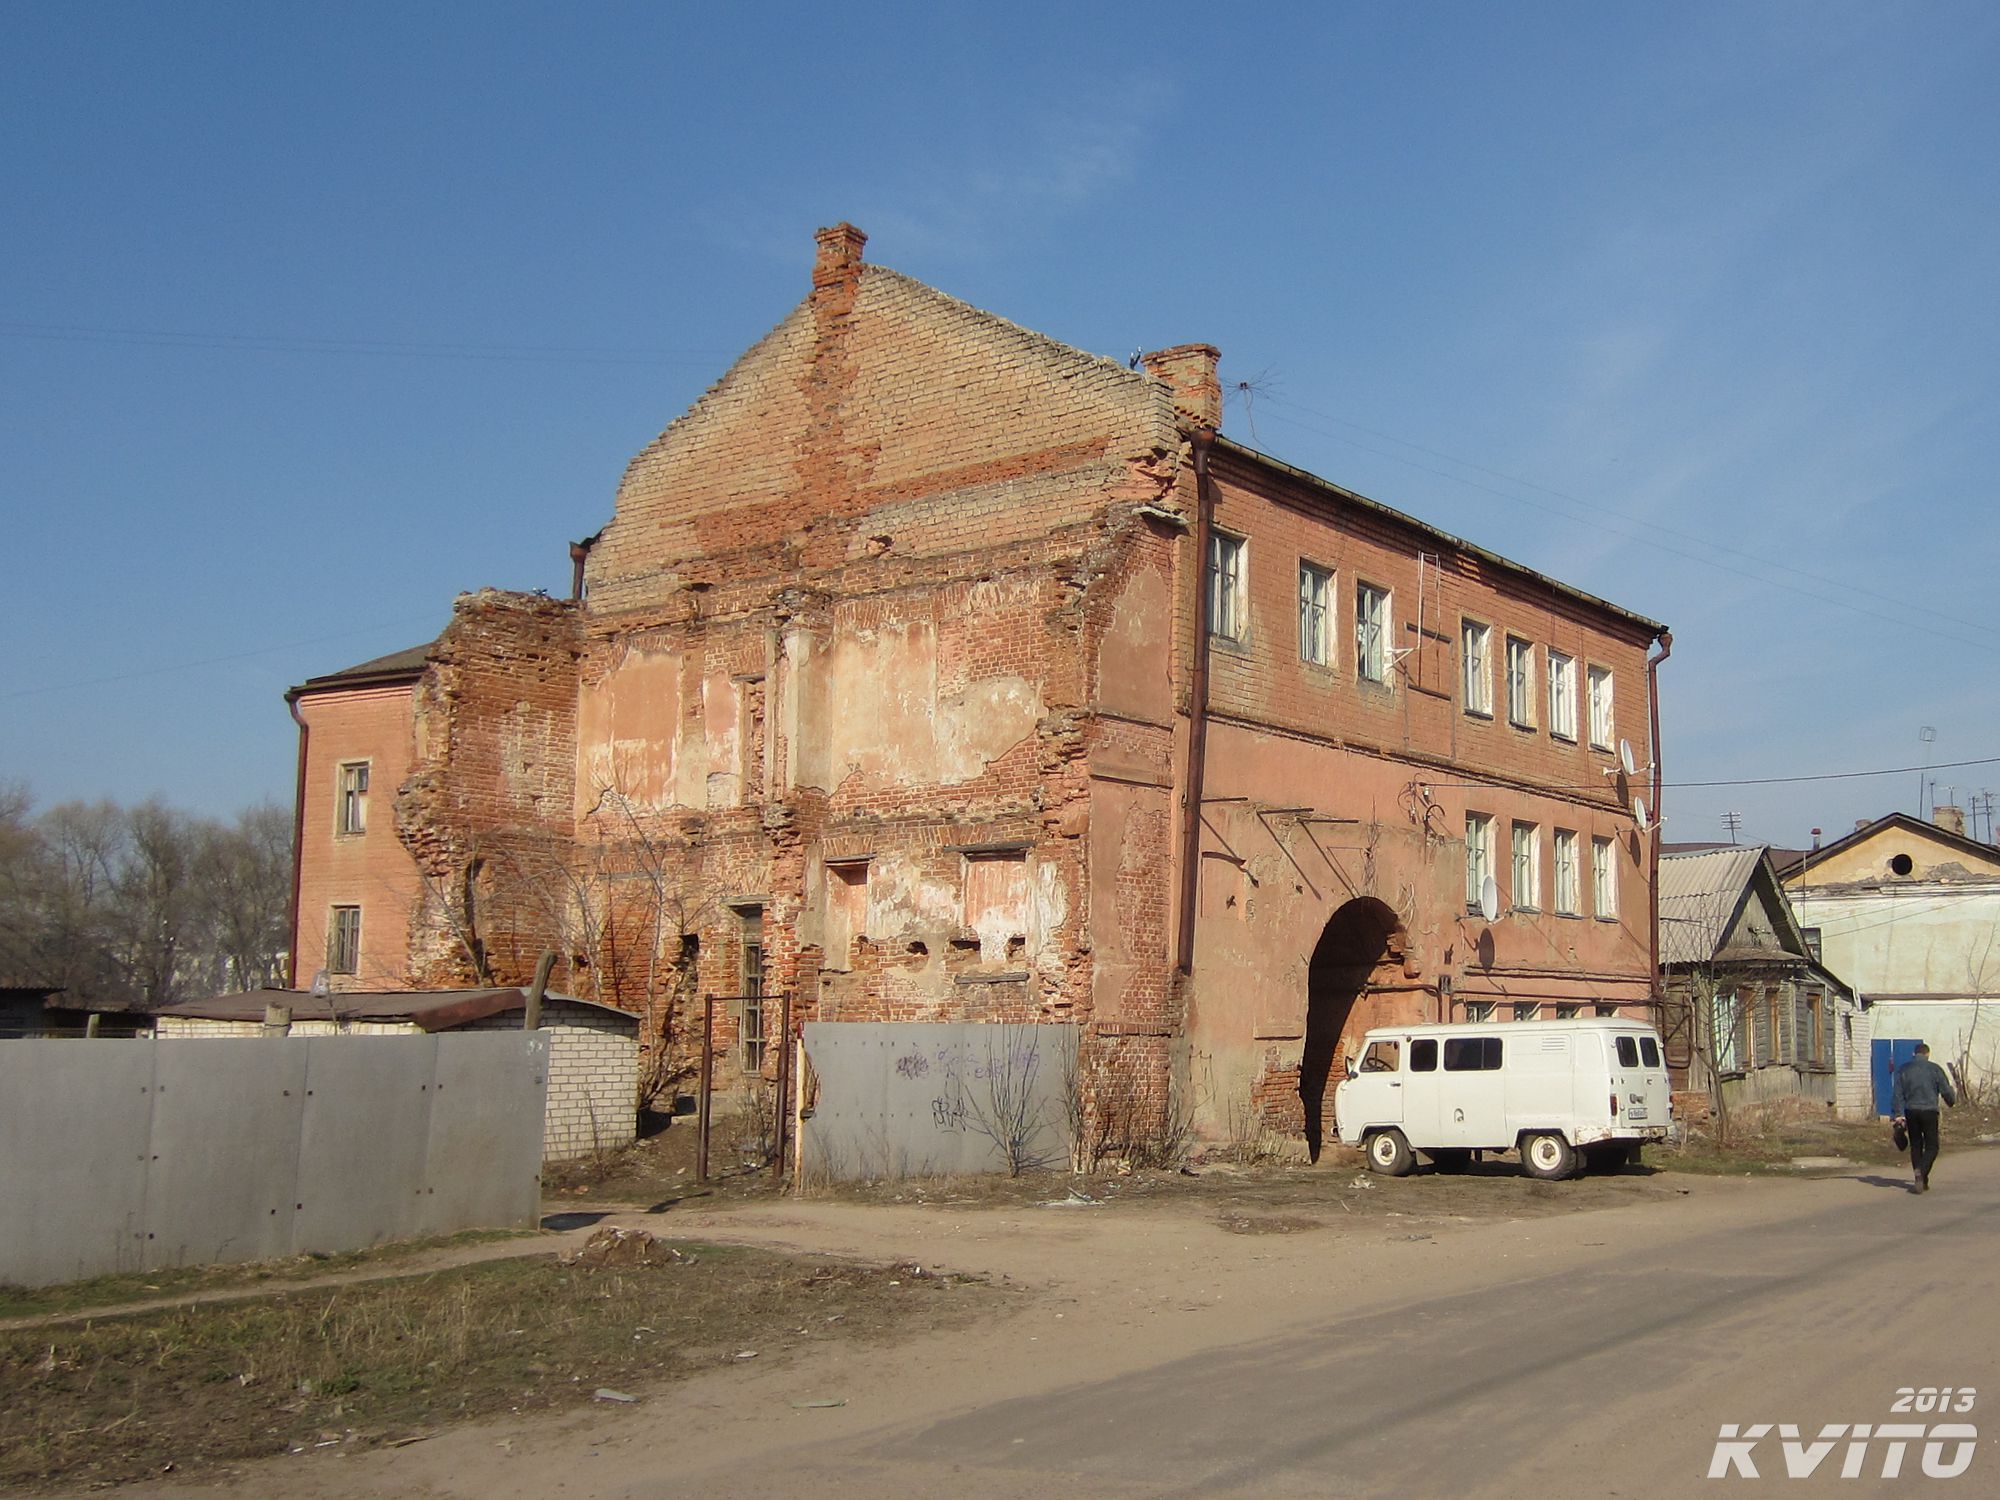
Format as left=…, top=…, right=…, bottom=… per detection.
left=1720, top=811, right=1743, bottom=844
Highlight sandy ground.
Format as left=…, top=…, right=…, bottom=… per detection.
left=64, top=1163, right=1764, bottom=1500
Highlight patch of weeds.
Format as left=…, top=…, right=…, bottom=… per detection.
left=0, top=1230, right=535, bottom=1322
left=0, top=1242, right=1003, bottom=1492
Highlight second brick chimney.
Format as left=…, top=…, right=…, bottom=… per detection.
left=813, top=222, right=868, bottom=291
left=1142, top=343, right=1222, bottom=431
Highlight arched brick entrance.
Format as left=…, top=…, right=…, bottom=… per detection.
left=1300, top=897, right=1406, bottom=1161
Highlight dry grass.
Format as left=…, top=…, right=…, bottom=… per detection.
left=0, top=1230, right=533, bottom=1323
left=0, top=1242, right=1001, bottom=1492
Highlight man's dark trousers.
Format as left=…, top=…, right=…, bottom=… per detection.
left=1907, top=1108, right=1942, bottom=1184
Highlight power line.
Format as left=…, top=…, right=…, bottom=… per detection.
left=2, top=616, right=443, bottom=701
left=1418, top=754, right=2000, bottom=795
left=0, top=320, right=735, bottom=368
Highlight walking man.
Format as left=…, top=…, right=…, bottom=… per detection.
left=1891, top=1042, right=1957, bottom=1192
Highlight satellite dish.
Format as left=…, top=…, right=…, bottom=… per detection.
left=1618, top=739, right=1638, bottom=777
left=1478, top=875, right=1501, bottom=922
left=1632, top=797, right=1654, bottom=833
left=309, top=970, right=330, bottom=999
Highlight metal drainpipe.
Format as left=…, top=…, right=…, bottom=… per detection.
left=1645, top=628, right=1674, bottom=1027
left=284, top=691, right=310, bottom=988
left=1175, top=430, right=1218, bottom=977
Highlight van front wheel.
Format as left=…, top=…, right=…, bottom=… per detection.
left=1521, top=1132, right=1577, bottom=1181
left=1366, top=1128, right=1416, bottom=1177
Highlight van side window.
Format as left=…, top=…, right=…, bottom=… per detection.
left=1359, top=1040, right=1401, bottom=1073
left=1640, top=1036, right=1660, bottom=1068
left=1410, top=1039, right=1438, bottom=1072
left=1615, top=1036, right=1640, bottom=1067
left=1443, top=1036, right=1503, bottom=1071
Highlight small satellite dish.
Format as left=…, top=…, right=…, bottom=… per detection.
left=1478, top=875, right=1501, bottom=922
left=1632, top=797, right=1654, bottom=833
left=1618, top=739, right=1638, bottom=777
left=309, top=970, right=330, bottom=999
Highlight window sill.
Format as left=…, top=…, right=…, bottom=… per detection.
left=1464, top=707, right=1493, bottom=722
left=1550, top=732, right=1578, bottom=746
left=1211, top=635, right=1251, bottom=657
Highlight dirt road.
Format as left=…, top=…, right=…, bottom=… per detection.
left=79, top=1155, right=2000, bottom=1498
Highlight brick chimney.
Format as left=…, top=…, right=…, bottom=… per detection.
left=813, top=222, right=867, bottom=291
left=1142, top=343, right=1222, bottom=431
left=1934, top=804, right=1967, bottom=837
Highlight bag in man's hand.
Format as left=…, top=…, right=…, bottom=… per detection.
left=1892, top=1119, right=1910, bottom=1152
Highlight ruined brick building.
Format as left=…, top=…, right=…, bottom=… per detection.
left=288, top=224, right=1670, bottom=1147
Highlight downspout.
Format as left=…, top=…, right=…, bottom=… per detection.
left=284, top=690, right=310, bottom=988
left=1175, top=430, right=1218, bottom=976
left=1646, top=628, right=1674, bottom=1028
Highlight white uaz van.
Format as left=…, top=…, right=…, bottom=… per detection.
left=1334, top=1017, right=1673, bottom=1179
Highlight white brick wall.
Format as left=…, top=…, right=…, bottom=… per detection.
left=157, top=998, right=639, bottom=1163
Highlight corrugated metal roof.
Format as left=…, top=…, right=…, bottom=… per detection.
left=155, top=986, right=637, bottom=1033
left=1658, top=846, right=1766, bottom=966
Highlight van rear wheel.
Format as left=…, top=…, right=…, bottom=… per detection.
left=1366, top=1128, right=1416, bottom=1177
left=1521, top=1131, right=1577, bottom=1181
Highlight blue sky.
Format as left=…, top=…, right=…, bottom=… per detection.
left=4, top=2, right=1996, bottom=849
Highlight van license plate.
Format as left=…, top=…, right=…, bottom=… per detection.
left=1628, top=1106, right=1648, bottom=1121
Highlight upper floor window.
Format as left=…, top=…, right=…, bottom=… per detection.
left=1208, top=531, right=1246, bottom=643
left=1505, top=636, right=1535, bottom=727
left=1547, top=650, right=1577, bottom=741
left=1461, top=621, right=1492, bottom=716
left=327, top=905, right=361, bottom=975
left=1298, top=563, right=1333, bottom=667
left=1592, top=834, right=1618, bottom=918
left=1465, top=812, right=1493, bottom=909
left=1587, top=664, right=1615, bottom=750
left=1511, top=821, right=1541, bottom=910
left=336, top=761, right=370, bottom=836
left=1356, top=583, right=1390, bottom=683
left=1553, top=828, right=1580, bottom=915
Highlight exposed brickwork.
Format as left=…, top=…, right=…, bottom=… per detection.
left=287, top=224, right=1666, bottom=1156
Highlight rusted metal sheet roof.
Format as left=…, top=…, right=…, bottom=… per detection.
left=1658, top=846, right=1766, bottom=966
left=155, top=986, right=637, bottom=1033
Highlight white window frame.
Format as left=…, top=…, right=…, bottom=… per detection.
left=1464, top=1000, right=1497, bottom=1022
left=1461, top=620, right=1492, bottom=716
left=327, top=904, right=361, bottom=975
left=1592, top=835, right=1618, bottom=918
left=1356, top=582, right=1390, bottom=683
left=1547, top=650, right=1577, bottom=741
left=1587, top=664, right=1615, bottom=750
left=1465, top=812, right=1493, bottom=910
left=1298, top=562, right=1333, bottom=667
left=335, top=760, right=370, bottom=836
left=1513, top=1002, right=1542, bottom=1022
left=1208, top=531, right=1247, bottom=643
left=1553, top=828, right=1580, bottom=916
left=1506, top=635, right=1535, bottom=728
left=1511, top=821, right=1541, bottom=911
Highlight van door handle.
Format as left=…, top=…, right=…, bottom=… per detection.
left=1389, top=1082, right=1401, bottom=1088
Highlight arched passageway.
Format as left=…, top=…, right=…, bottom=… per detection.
left=1299, top=897, right=1405, bottom=1161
